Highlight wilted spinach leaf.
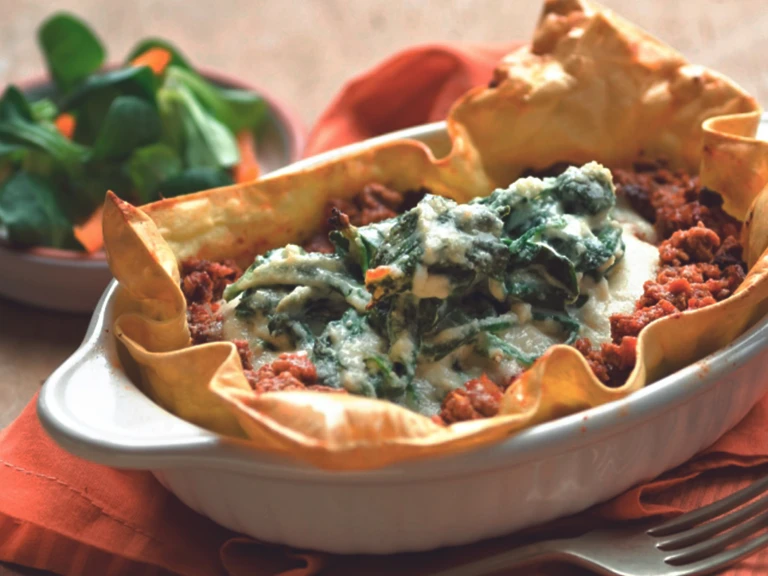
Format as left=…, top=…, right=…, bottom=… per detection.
left=551, top=164, right=615, bottom=215
left=531, top=309, right=581, bottom=345
left=329, top=211, right=394, bottom=274
left=579, top=225, right=624, bottom=273
left=474, top=333, right=537, bottom=367
left=421, top=313, right=516, bottom=361
left=224, top=246, right=370, bottom=310
left=311, top=309, right=388, bottom=396
left=367, top=195, right=508, bottom=303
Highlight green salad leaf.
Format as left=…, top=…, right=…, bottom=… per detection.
left=159, top=81, right=239, bottom=169
left=0, top=172, right=76, bottom=248
left=164, top=66, right=267, bottom=134
left=216, top=88, right=268, bottom=134
left=0, top=87, right=88, bottom=174
left=91, top=95, right=162, bottom=161
left=127, top=144, right=182, bottom=203
left=0, top=141, right=27, bottom=164
left=0, top=14, right=270, bottom=250
left=64, top=66, right=157, bottom=144
left=156, top=166, right=232, bottom=198
left=38, top=13, right=105, bottom=93
left=69, top=161, right=133, bottom=217
left=29, top=98, right=58, bottom=123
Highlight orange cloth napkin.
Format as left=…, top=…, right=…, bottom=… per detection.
left=1, top=43, right=768, bottom=576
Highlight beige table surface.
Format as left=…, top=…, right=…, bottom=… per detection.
left=0, top=0, right=766, bottom=574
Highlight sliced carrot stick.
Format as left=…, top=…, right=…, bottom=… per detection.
left=130, top=47, right=172, bottom=75
left=233, top=130, right=261, bottom=183
left=54, top=113, right=76, bottom=139
left=73, top=206, right=104, bottom=254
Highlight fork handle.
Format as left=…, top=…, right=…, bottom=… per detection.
left=428, top=540, right=574, bottom=576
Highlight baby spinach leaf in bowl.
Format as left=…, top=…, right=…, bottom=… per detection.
left=91, top=95, right=162, bottom=161
left=0, top=172, right=76, bottom=248
left=164, top=66, right=267, bottom=135
left=127, top=144, right=183, bottom=203
left=0, top=12, right=272, bottom=251
left=0, top=87, right=88, bottom=175
left=38, top=13, right=105, bottom=93
left=64, top=66, right=158, bottom=145
left=157, top=167, right=232, bottom=198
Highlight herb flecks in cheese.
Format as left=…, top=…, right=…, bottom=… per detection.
left=221, top=162, right=658, bottom=416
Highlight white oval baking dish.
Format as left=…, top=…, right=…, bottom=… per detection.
left=39, top=121, right=768, bottom=554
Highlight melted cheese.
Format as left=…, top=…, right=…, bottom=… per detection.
left=412, top=265, right=452, bottom=299
left=415, top=355, right=467, bottom=394
left=419, top=196, right=502, bottom=267
left=325, top=319, right=385, bottom=395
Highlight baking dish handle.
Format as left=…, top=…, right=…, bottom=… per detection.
left=37, top=281, right=236, bottom=469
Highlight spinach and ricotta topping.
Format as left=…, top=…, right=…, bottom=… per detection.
left=220, top=162, right=658, bottom=416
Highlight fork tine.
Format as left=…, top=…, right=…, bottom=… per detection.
left=648, top=475, right=768, bottom=537
left=678, top=529, right=768, bottom=576
left=656, top=493, right=768, bottom=550
left=664, top=509, right=768, bottom=565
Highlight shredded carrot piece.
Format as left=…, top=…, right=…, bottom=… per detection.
left=73, top=206, right=104, bottom=254
left=233, top=130, right=261, bottom=183
left=130, top=47, right=172, bottom=75
left=54, top=113, right=76, bottom=139
left=365, top=266, right=391, bottom=283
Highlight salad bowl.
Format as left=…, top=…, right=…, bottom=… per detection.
left=0, top=63, right=304, bottom=313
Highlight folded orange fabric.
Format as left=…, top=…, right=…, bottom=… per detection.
left=1, top=43, right=767, bottom=576
left=303, top=43, right=518, bottom=157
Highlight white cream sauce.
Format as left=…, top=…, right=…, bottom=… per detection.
left=220, top=296, right=285, bottom=370
left=612, top=197, right=657, bottom=243
left=573, top=225, right=659, bottom=344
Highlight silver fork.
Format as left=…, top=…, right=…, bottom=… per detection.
left=431, top=475, right=768, bottom=576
